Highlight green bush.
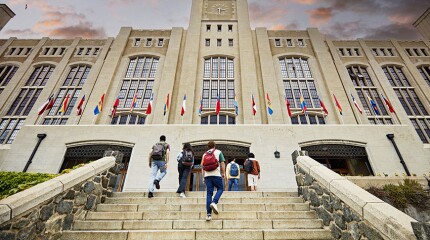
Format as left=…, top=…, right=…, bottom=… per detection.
left=0, top=172, right=58, bottom=200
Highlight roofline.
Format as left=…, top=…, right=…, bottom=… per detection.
left=413, top=7, right=430, bottom=27
left=0, top=4, right=15, bottom=18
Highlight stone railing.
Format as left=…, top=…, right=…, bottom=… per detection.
left=292, top=150, right=417, bottom=240
left=0, top=155, right=120, bottom=240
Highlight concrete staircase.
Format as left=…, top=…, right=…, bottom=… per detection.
left=61, top=191, right=332, bottom=240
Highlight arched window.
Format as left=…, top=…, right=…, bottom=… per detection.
left=279, top=56, right=325, bottom=123
left=42, top=65, right=91, bottom=125
left=118, top=56, right=159, bottom=114
left=0, top=65, right=18, bottom=95
left=201, top=114, right=236, bottom=125
left=110, top=114, right=146, bottom=125
left=417, top=65, right=430, bottom=87
left=347, top=65, right=392, bottom=125
left=201, top=57, right=235, bottom=114
left=383, top=66, right=430, bottom=143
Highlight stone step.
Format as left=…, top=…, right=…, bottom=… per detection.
left=112, top=191, right=298, bottom=198
left=73, top=219, right=323, bottom=230
left=85, top=211, right=317, bottom=220
left=104, top=197, right=304, bottom=204
left=61, top=229, right=331, bottom=240
left=96, top=203, right=310, bottom=212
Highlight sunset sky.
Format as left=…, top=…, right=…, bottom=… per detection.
left=1, top=0, right=429, bottom=40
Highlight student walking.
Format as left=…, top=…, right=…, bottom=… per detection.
left=244, top=153, right=260, bottom=191
left=226, top=159, right=240, bottom=191
left=201, top=141, right=226, bottom=221
left=176, top=143, right=194, bottom=198
left=148, top=135, right=170, bottom=198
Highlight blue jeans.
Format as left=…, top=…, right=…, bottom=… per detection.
left=228, top=178, right=239, bottom=191
left=148, top=160, right=167, bottom=193
left=205, top=176, right=224, bottom=215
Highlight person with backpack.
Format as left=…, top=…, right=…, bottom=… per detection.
left=148, top=135, right=170, bottom=198
left=226, top=159, right=240, bottom=191
left=244, top=153, right=260, bottom=191
left=176, top=143, right=194, bottom=198
left=201, top=141, right=225, bottom=221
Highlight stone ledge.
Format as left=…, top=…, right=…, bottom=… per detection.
left=55, top=165, right=95, bottom=191
left=296, top=156, right=322, bottom=174
left=0, top=205, right=11, bottom=224
left=309, top=165, right=345, bottom=190
left=363, top=202, right=417, bottom=240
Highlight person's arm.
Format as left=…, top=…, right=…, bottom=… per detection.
left=148, top=151, right=152, bottom=168
left=256, top=161, right=261, bottom=179
left=226, top=164, right=231, bottom=180
left=220, top=162, right=226, bottom=179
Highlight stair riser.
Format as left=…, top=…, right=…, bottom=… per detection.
left=112, top=192, right=298, bottom=198
left=105, top=197, right=304, bottom=204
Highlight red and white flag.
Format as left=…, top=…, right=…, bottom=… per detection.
left=285, top=95, right=292, bottom=117
left=181, top=95, right=186, bottom=116
left=146, top=93, right=154, bottom=115
left=381, top=94, right=395, bottom=113
left=76, top=95, right=85, bottom=116
left=38, top=94, right=54, bottom=115
left=319, top=98, right=329, bottom=115
left=251, top=94, right=257, bottom=116
left=111, top=97, right=120, bottom=117
left=351, top=93, right=363, bottom=114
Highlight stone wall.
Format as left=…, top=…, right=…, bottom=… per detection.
left=292, top=150, right=417, bottom=240
left=0, top=156, right=119, bottom=240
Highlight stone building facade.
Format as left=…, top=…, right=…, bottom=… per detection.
left=0, top=0, right=429, bottom=192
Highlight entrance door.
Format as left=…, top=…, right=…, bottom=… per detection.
left=186, top=143, right=250, bottom=191
left=61, top=144, right=133, bottom=191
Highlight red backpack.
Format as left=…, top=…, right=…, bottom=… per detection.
left=202, top=148, right=219, bottom=171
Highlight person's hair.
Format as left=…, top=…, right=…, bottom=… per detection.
left=160, top=135, right=166, bottom=141
left=231, top=158, right=236, bottom=162
left=183, top=143, right=193, bottom=152
left=248, top=153, right=255, bottom=158
left=207, top=141, right=216, bottom=149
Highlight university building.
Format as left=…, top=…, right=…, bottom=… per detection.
left=0, top=0, right=429, bottom=192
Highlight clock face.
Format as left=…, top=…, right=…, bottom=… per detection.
left=210, top=3, right=229, bottom=15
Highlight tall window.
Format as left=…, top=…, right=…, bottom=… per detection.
left=383, top=66, right=430, bottom=143
left=116, top=56, right=158, bottom=121
left=42, top=65, right=91, bottom=125
left=1, top=65, right=54, bottom=144
left=348, top=66, right=392, bottom=125
left=202, top=57, right=235, bottom=115
left=417, top=65, right=430, bottom=87
left=0, top=65, right=18, bottom=95
left=279, top=57, right=325, bottom=124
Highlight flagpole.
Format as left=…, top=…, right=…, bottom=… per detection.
left=92, top=115, right=96, bottom=125
left=349, top=90, right=362, bottom=125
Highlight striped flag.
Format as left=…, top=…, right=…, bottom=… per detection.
left=215, top=94, right=221, bottom=115
left=181, top=95, right=186, bottom=116
left=333, top=94, right=343, bottom=115
left=198, top=95, right=203, bottom=116
left=319, top=97, right=328, bottom=115
left=367, top=94, right=380, bottom=115
left=300, top=95, right=307, bottom=115
left=164, top=94, right=170, bottom=116
left=76, top=95, right=85, bottom=116
left=94, top=93, right=105, bottom=115
left=381, top=94, right=395, bottom=113
left=111, top=97, right=120, bottom=117
left=351, top=93, right=363, bottom=114
left=285, top=95, right=292, bottom=117
left=267, top=93, right=273, bottom=116
left=59, top=94, right=70, bottom=115
left=130, top=93, right=137, bottom=112
left=251, top=94, right=257, bottom=116
left=234, top=94, right=239, bottom=116
left=37, top=93, right=55, bottom=116
left=145, top=93, right=153, bottom=115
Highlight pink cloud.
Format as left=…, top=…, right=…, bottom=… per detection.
left=249, top=2, right=288, bottom=25
left=292, top=0, right=316, bottom=5
left=306, top=7, right=332, bottom=26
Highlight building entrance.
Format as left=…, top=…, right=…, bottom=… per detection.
left=186, top=143, right=250, bottom=191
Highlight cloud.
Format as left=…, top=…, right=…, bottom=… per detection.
left=4, top=28, right=37, bottom=37
left=362, top=23, right=421, bottom=40
left=291, top=0, right=316, bottom=5
left=269, top=22, right=299, bottom=30
left=249, top=2, right=289, bottom=26
left=306, top=7, right=332, bottom=26
left=48, top=23, right=106, bottom=39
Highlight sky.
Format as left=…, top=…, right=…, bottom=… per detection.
left=1, top=0, right=429, bottom=40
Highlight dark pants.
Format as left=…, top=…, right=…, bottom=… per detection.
left=177, top=163, right=191, bottom=193
left=228, top=178, right=239, bottom=191
left=205, top=176, right=224, bottom=215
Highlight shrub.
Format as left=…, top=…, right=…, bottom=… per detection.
left=0, top=172, right=58, bottom=200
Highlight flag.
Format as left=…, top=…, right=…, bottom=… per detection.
left=285, top=95, right=292, bottom=117
left=215, top=94, right=221, bottom=115
left=198, top=95, right=203, bottom=116
left=59, top=94, right=70, bottom=115
left=130, top=93, right=137, bottom=112
left=367, top=94, right=380, bottom=115
left=319, top=97, right=328, bottom=115
left=333, top=94, right=343, bottom=115
left=181, top=95, right=186, bottom=116
left=381, top=94, right=395, bottom=113
left=266, top=93, right=273, bottom=116
left=300, top=95, right=307, bottom=115
left=234, top=94, right=239, bottom=116
left=145, top=93, right=153, bottom=115
left=37, top=94, right=54, bottom=115
left=25, top=4, right=27, bottom=10
left=111, top=97, right=120, bottom=117
left=251, top=94, right=257, bottom=116
left=76, top=95, right=85, bottom=116
left=164, top=93, right=170, bottom=116
left=94, top=93, right=105, bottom=115
left=351, top=93, right=363, bottom=114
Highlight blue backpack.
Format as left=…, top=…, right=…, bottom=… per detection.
left=230, top=163, right=239, bottom=177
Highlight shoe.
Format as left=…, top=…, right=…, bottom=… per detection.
left=154, top=179, right=160, bottom=189
left=210, top=202, right=219, bottom=215
left=206, top=215, right=212, bottom=221
left=179, top=192, right=186, bottom=198
left=148, top=192, right=154, bottom=198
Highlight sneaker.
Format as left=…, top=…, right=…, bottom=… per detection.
left=154, top=179, right=160, bottom=189
left=148, top=192, right=154, bottom=198
left=179, top=192, right=186, bottom=198
left=210, top=202, right=219, bottom=215
left=206, top=214, right=212, bottom=221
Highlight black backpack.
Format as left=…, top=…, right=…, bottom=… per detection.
left=152, top=142, right=166, bottom=160
left=244, top=159, right=253, bottom=172
left=181, top=150, right=193, bottom=167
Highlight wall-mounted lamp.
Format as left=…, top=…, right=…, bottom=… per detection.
left=274, top=147, right=280, bottom=158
